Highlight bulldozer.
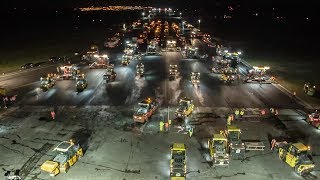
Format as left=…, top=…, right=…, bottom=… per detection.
left=223, top=125, right=245, bottom=160
left=170, top=143, right=186, bottom=180
left=40, top=139, right=83, bottom=176
left=76, top=75, right=88, bottom=92
left=207, top=134, right=229, bottom=167
left=275, top=141, right=315, bottom=175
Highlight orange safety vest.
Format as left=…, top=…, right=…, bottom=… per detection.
left=261, top=109, right=266, bottom=115
left=51, top=111, right=56, bottom=120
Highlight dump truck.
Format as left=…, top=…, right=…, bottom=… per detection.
left=304, top=82, right=316, bottom=96
left=103, top=64, right=117, bottom=83
left=223, top=125, right=245, bottom=160
left=89, top=54, right=109, bottom=69
left=40, top=139, right=83, bottom=176
left=208, top=134, right=229, bottom=166
left=133, top=98, right=157, bottom=123
left=169, top=64, right=178, bottom=80
left=136, top=63, right=144, bottom=78
left=190, top=72, right=200, bottom=87
left=275, top=141, right=315, bottom=175
left=76, top=75, right=88, bottom=92
left=170, top=143, right=186, bottom=180
left=175, top=97, right=194, bottom=119
left=40, top=77, right=55, bottom=92
left=220, top=73, right=235, bottom=84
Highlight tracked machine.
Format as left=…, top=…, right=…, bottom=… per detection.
left=170, top=143, right=187, bottom=180
left=207, top=134, right=230, bottom=167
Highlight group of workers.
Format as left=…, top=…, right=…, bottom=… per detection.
left=159, top=119, right=194, bottom=137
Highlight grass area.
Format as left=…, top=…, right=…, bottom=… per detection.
left=0, top=27, right=110, bottom=73
left=245, top=55, right=320, bottom=108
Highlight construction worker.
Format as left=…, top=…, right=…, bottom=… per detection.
left=51, top=111, right=56, bottom=120
left=234, top=109, right=240, bottom=120
left=240, top=109, right=244, bottom=119
left=270, top=139, right=276, bottom=150
left=275, top=109, right=279, bottom=115
left=168, top=119, right=172, bottom=130
left=188, top=127, right=193, bottom=138
left=270, top=108, right=275, bottom=114
left=227, top=115, right=232, bottom=125
left=159, top=121, right=164, bottom=132
left=260, top=109, right=266, bottom=116
left=165, top=122, right=169, bottom=132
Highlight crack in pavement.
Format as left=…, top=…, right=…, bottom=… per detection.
left=80, top=161, right=140, bottom=174
left=0, top=144, right=31, bottom=156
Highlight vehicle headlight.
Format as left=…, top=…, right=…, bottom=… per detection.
left=313, top=86, right=316, bottom=88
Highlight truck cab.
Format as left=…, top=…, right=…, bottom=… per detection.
left=76, top=76, right=88, bottom=92
left=190, top=72, right=200, bottom=87
left=133, top=98, right=156, bottom=123
left=170, top=143, right=186, bottom=180
left=40, top=77, right=55, bottom=92
left=304, top=82, right=316, bottom=96
left=208, top=134, right=229, bottom=166
left=175, top=98, right=194, bottom=119
left=169, top=64, right=178, bottom=80
left=104, top=64, right=117, bottom=83
left=307, top=111, right=320, bottom=129
left=136, top=63, right=144, bottom=78
left=121, top=55, right=130, bottom=66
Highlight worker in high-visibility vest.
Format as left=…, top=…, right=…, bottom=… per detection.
left=240, top=109, right=245, bottom=120
left=168, top=119, right=172, bottom=130
left=235, top=109, right=240, bottom=120
left=159, top=121, right=164, bottom=132
left=227, top=115, right=232, bottom=125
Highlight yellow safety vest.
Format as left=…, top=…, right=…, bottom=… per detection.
left=235, top=110, right=239, bottom=115
left=240, top=111, right=244, bottom=116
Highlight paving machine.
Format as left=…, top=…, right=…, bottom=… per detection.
left=76, top=75, right=88, bottom=92
left=175, top=97, right=194, bottom=119
left=190, top=72, right=200, bottom=87
left=89, top=54, right=109, bottom=69
left=169, top=64, right=178, bottom=81
left=208, top=134, right=230, bottom=167
left=40, top=76, right=55, bottom=92
left=121, top=55, right=131, bottom=66
left=40, top=139, right=83, bottom=177
left=244, top=66, right=273, bottom=83
left=136, top=63, right=144, bottom=78
left=133, top=97, right=157, bottom=123
left=170, top=143, right=187, bottom=180
left=103, top=64, right=117, bottom=83
left=304, top=82, right=316, bottom=96
left=220, top=73, right=235, bottom=84
left=275, top=141, right=315, bottom=175
left=57, top=64, right=81, bottom=80
left=223, top=125, right=245, bottom=160
left=186, top=46, right=199, bottom=59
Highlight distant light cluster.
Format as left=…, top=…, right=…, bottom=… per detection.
left=79, top=6, right=153, bottom=11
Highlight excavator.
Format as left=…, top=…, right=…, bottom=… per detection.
left=175, top=97, right=194, bottom=119
left=170, top=143, right=187, bottom=180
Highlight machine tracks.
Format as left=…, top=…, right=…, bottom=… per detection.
left=20, top=143, right=54, bottom=179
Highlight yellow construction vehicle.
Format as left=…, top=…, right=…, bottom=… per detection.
left=170, top=143, right=186, bottom=180
left=276, top=141, right=315, bottom=175
left=0, top=87, right=6, bottom=96
left=207, top=134, right=229, bottom=166
left=40, top=139, right=83, bottom=176
left=40, top=76, right=55, bottom=92
left=175, top=97, right=194, bottom=119
left=223, top=125, right=246, bottom=160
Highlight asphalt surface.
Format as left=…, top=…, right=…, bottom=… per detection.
left=0, top=13, right=319, bottom=180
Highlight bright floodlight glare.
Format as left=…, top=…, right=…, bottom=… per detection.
left=237, top=51, right=242, bottom=55
left=224, top=50, right=228, bottom=53
left=94, top=54, right=99, bottom=58
left=126, top=41, right=130, bottom=44
left=102, top=55, right=108, bottom=58
left=142, top=12, right=145, bottom=16
left=198, top=19, right=201, bottom=23
left=180, top=12, right=182, bottom=15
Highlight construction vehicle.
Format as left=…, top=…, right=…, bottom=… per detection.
left=57, top=64, right=81, bottom=80
left=186, top=46, right=199, bottom=59
left=220, top=73, right=235, bottom=84
left=223, top=125, right=245, bottom=160
left=40, top=76, right=55, bottom=92
left=175, top=97, right=194, bottom=119
left=274, top=141, right=315, bottom=175
left=82, top=45, right=99, bottom=61
left=147, top=39, right=158, bottom=55
left=121, top=55, right=130, bottom=66
left=169, top=64, right=178, bottom=81
left=207, top=134, right=229, bottom=166
left=89, top=54, right=109, bottom=69
left=136, top=63, right=144, bottom=78
left=133, top=97, right=157, bottom=123
left=0, top=87, right=17, bottom=108
left=103, top=64, right=117, bottom=83
left=304, top=82, right=316, bottom=96
left=166, top=39, right=177, bottom=51
left=170, top=143, right=186, bottom=180
left=0, top=87, right=6, bottom=96
left=40, top=139, right=83, bottom=177
left=244, top=66, right=273, bottom=83
left=306, top=110, right=320, bottom=129
left=76, top=75, right=88, bottom=92
left=190, top=72, right=200, bottom=87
